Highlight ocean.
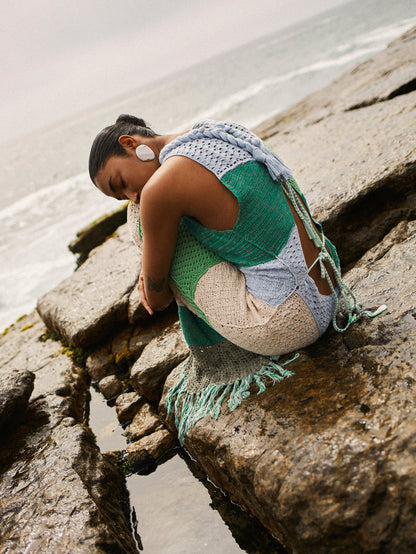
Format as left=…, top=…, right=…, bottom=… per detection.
left=1, top=0, right=415, bottom=332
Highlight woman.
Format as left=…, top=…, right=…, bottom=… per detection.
left=89, top=115, right=384, bottom=442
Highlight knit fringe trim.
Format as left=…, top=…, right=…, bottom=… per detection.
left=165, top=354, right=298, bottom=445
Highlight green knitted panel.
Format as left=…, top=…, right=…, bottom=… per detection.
left=183, top=161, right=295, bottom=267
left=178, top=305, right=224, bottom=346
left=182, top=168, right=339, bottom=268
left=138, top=216, right=223, bottom=322
left=170, top=222, right=224, bottom=320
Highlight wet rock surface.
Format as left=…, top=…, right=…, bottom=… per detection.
left=124, top=402, right=164, bottom=441
left=98, top=373, right=127, bottom=399
left=125, top=428, right=177, bottom=474
left=115, top=391, right=145, bottom=424
left=0, top=313, right=138, bottom=553
left=0, top=369, right=34, bottom=433
left=158, top=28, right=416, bottom=553
left=130, top=321, right=189, bottom=405
left=36, top=224, right=142, bottom=349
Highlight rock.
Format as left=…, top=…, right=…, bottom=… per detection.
left=127, top=308, right=179, bottom=359
left=98, top=374, right=126, bottom=400
left=125, top=428, right=176, bottom=474
left=157, top=30, right=416, bottom=553
left=36, top=224, right=141, bottom=348
left=0, top=312, right=85, bottom=421
left=85, top=343, right=114, bottom=381
left=0, top=369, right=34, bottom=435
left=0, top=312, right=138, bottom=551
left=0, top=415, right=138, bottom=553
left=115, top=391, right=145, bottom=424
left=68, top=204, right=128, bottom=266
left=159, top=163, right=416, bottom=554
left=130, top=321, right=189, bottom=405
left=85, top=309, right=179, bottom=381
left=124, top=402, right=163, bottom=441
left=257, top=27, right=416, bottom=267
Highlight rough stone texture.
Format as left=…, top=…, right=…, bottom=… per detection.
left=161, top=226, right=416, bottom=552
left=37, top=224, right=141, bottom=348
left=0, top=312, right=138, bottom=552
left=98, top=374, right=126, bottom=400
left=68, top=204, right=128, bottom=266
left=115, top=391, right=145, bottom=424
left=158, top=30, right=416, bottom=554
left=127, top=284, right=150, bottom=323
left=125, top=402, right=163, bottom=441
left=85, top=308, right=178, bottom=381
left=86, top=342, right=114, bottom=381
left=130, top=321, right=189, bottom=405
left=0, top=369, right=34, bottom=434
left=256, top=27, right=416, bottom=267
left=126, top=428, right=176, bottom=473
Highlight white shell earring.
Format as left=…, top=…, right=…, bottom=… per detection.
left=136, top=144, right=155, bottom=161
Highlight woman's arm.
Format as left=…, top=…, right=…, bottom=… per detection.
left=138, top=155, right=239, bottom=314
left=139, top=172, right=182, bottom=313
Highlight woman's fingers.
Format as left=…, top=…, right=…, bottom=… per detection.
left=138, top=274, right=154, bottom=315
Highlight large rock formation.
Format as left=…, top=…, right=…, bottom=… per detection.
left=159, top=28, right=416, bottom=553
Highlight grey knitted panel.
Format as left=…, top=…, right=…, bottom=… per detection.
left=297, top=276, right=338, bottom=335
left=185, top=341, right=270, bottom=394
left=240, top=225, right=305, bottom=308
left=160, top=135, right=252, bottom=180
left=240, top=224, right=337, bottom=334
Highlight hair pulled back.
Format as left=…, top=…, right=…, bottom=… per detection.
left=89, top=114, right=155, bottom=181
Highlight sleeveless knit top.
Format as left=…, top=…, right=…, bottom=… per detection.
left=159, top=124, right=296, bottom=268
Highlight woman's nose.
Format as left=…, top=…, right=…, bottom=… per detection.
left=126, top=189, right=139, bottom=204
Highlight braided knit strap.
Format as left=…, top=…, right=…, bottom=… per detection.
left=159, top=120, right=293, bottom=183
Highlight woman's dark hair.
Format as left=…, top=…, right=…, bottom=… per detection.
left=89, top=114, right=155, bottom=181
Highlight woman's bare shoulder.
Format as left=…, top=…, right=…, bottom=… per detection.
left=145, top=155, right=239, bottom=231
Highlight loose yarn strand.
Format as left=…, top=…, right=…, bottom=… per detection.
left=282, top=181, right=387, bottom=332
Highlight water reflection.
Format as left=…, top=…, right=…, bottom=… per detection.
left=88, top=386, right=287, bottom=553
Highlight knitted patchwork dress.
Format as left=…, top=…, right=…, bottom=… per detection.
left=127, top=120, right=380, bottom=442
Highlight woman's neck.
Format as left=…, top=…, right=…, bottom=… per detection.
left=154, top=131, right=189, bottom=153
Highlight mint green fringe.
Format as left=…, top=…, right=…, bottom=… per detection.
left=165, top=354, right=298, bottom=445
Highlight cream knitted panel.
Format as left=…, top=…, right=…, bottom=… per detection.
left=193, top=261, right=320, bottom=355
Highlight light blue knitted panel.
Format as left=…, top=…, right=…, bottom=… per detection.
left=159, top=120, right=292, bottom=182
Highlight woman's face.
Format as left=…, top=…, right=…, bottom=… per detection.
left=94, top=149, right=159, bottom=204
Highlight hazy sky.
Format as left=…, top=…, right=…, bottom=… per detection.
left=1, top=0, right=352, bottom=143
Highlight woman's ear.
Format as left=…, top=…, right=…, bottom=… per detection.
left=118, top=135, right=136, bottom=151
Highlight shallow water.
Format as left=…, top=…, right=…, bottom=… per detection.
left=88, top=387, right=286, bottom=553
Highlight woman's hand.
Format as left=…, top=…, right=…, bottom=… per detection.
left=138, top=273, right=154, bottom=315
left=138, top=272, right=173, bottom=315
